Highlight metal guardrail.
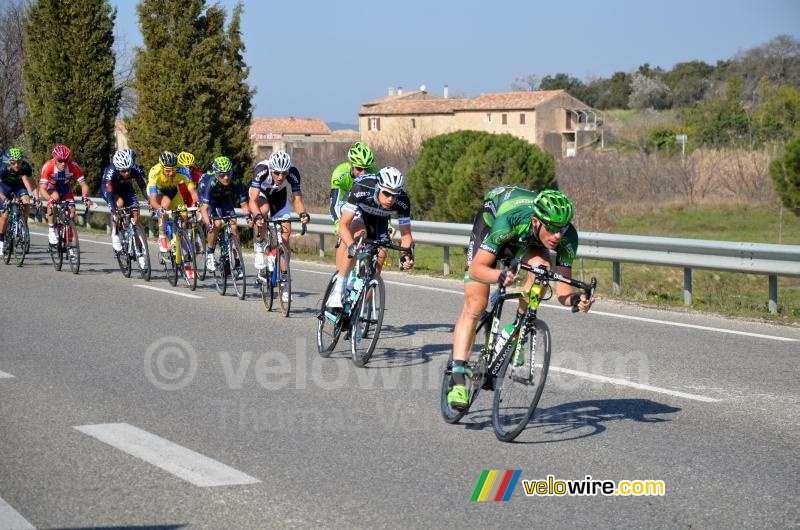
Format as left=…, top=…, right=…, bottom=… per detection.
left=74, top=197, right=799, bottom=314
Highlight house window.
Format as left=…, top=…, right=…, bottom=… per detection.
left=502, top=113, right=508, bottom=125
left=486, top=113, right=492, bottom=123
left=411, top=118, right=416, bottom=129
left=520, top=113, right=526, bottom=125
left=369, top=117, right=381, bottom=131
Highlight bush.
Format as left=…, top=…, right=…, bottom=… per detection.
left=770, top=137, right=800, bottom=216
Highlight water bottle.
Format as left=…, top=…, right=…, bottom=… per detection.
left=266, top=248, right=276, bottom=272
left=346, top=270, right=357, bottom=292
left=349, top=277, right=363, bottom=304
left=165, top=222, right=173, bottom=239
left=494, top=324, right=516, bottom=356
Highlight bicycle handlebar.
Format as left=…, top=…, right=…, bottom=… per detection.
left=267, top=217, right=307, bottom=236
left=511, top=261, right=597, bottom=313
left=358, top=237, right=413, bottom=254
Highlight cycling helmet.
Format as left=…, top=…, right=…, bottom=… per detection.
left=112, top=149, right=133, bottom=170
left=211, top=155, right=232, bottom=174
left=268, top=150, right=292, bottom=172
left=52, top=144, right=71, bottom=160
left=377, top=166, right=404, bottom=191
left=348, top=141, right=374, bottom=168
left=177, top=151, right=195, bottom=167
left=159, top=151, right=177, bottom=168
left=532, top=189, right=574, bottom=225
left=124, top=148, right=138, bottom=162
left=6, top=147, right=24, bottom=161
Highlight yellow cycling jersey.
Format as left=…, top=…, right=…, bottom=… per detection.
left=147, top=163, right=195, bottom=195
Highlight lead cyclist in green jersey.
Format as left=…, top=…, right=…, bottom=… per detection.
left=447, top=187, right=595, bottom=410
left=329, top=142, right=378, bottom=234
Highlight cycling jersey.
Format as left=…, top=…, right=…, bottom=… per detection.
left=177, top=165, right=204, bottom=184
left=342, top=175, right=411, bottom=240
left=40, top=159, right=86, bottom=199
left=466, top=185, right=578, bottom=271
left=201, top=172, right=247, bottom=206
left=147, top=163, right=195, bottom=208
left=0, top=162, right=33, bottom=198
left=250, top=160, right=301, bottom=218
left=329, top=161, right=378, bottom=221
left=101, top=163, right=146, bottom=209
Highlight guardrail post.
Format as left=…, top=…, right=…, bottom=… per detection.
left=106, top=213, right=112, bottom=234
left=768, top=275, right=778, bottom=314
left=612, top=261, right=621, bottom=295
left=318, top=233, right=325, bottom=257
left=443, top=246, right=451, bottom=276
left=148, top=216, right=157, bottom=240
left=683, top=268, right=692, bottom=306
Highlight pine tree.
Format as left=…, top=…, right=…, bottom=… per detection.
left=22, top=0, right=119, bottom=193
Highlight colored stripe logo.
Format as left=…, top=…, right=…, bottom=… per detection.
left=470, top=470, right=521, bottom=501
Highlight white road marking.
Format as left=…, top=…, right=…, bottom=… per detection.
left=296, top=268, right=798, bottom=343
left=0, top=371, right=14, bottom=379
left=134, top=284, right=203, bottom=299
left=74, top=423, right=260, bottom=487
left=0, top=496, right=35, bottom=530
left=549, top=366, right=722, bottom=402
left=31, top=231, right=114, bottom=246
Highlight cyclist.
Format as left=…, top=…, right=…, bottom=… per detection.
left=249, top=150, right=310, bottom=301
left=177, top=151, right=204, bottom=184
left=39, top=144, right=92, bottom=246
left=0, top=148, right=36, bottom=256
left=329, top=141, right=377, bottom=235
left=326, top=166, right=414, bottom=309
left=446, top=187, right=594, bottom=410
left=147, top=151, right=198, bottom=254
left=101, top=149, right=147, bottom=253
left=201, top=155, right=251, bottom=279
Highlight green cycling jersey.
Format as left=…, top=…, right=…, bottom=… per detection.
left=329, top=161, right=379, bottom=229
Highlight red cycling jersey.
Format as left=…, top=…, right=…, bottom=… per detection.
left=39, top=159, right=86, bottom=200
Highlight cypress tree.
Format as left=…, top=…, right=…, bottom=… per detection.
left=22, top=0, right=119, bottom=193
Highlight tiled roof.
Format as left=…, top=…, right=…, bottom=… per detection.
left=249, top=117, right=331, bottom=135
left=359, top=98, right=460, bottom=116
left=359, top=90, right=568, bottom=116
left=457, top=90, right=564, bottom=110
left=331, top=129, right=359, bottom=137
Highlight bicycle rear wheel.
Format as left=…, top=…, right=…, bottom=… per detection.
left=133, top=224, right=151, bottom=281
left=317, top=273, right=345, bottom=356
left=230, top=236, right=246, bottom=300
left=350, top=275, right=385, bottom=367
left=276, top=245, right=291, bottom=316
left=161, top=248, right=178, bottom=286
left=492, top=319, right=551, bottom=442
left=3, top=231, right=13, bottom=265
left=440, top=311, right=491, bottom=424
left=67, top=221, right=80, bottom=274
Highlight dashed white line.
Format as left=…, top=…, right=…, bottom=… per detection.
left=134, top=284, right=203, bottom=299
left=296, top=267, right=798, bottom=343
left=549, top=366, right=722, bottom=402
left=0, top=496, right=35, bottom=530
left=74, top=423, right=260, bottom=487
left=0, top=371, right=14, bottom=379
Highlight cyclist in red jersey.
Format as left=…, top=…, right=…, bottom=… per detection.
left=38, top=144, right=92, bottom=245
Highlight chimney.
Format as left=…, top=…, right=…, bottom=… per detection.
left=397, top=86, right=403, bottom=95
left=388, top=87, right=395, bottom=96
left=443, top=85, right=449, bottom=99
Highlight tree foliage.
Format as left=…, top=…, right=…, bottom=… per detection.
left=628, top=73, right=671, bottom=110
left=408, top=131, right=556, bottom=222
left=127, top=0, right=253, bottom=175
left=769, top=137, right=800, bottom=216
left=22, top=0, right=118, bottom=192
left=0, top=0, right=26, bottom=149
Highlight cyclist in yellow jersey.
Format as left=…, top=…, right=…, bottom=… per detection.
left=148, top=151, right=198, bottom=253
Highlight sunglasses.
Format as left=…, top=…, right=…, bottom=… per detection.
left=271, top=170, right=288, bottom=176
left=56, top=158, right=68, bottom=164
left=541, top=221, right=569, bottom=234
left=9, top=159, right=22, bottom=165
left=217, top=172, right=231, bottom=178
left=353, top=166, right=369, bottom=172
left=380, top=189, right=400, bottom=198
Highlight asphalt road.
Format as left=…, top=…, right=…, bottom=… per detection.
left=1, top=230, right=798, bottom=529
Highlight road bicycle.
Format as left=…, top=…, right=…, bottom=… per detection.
left=2, top=196, right=30, bottom=267
left=159, top=207, right=200, bottom=290
left=256, top=217, right=306, bottom=317
left=317, top=236, right=412, bottom=367
left=208, top=214, right=246, bottom=299
left=48, top=201, right=82, bottom=274
left=440, top=261, right=596, bottom=442
left=112, top=205, right=151, bottom=281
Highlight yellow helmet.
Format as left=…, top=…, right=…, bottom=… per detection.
left=177, top=151, right=195, bottom=167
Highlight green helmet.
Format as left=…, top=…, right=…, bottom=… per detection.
left=211, top=155, right=232, bottom=173
left=532, top=189, right=574, bottom=225
left=348, top=141, right=374, bottom=168
left=6, top=147, right=24, bottom=161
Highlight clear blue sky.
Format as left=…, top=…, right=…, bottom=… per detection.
left=112, top=0, right=800, bottom=124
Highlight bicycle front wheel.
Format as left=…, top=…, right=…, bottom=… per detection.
left=67, top=221, right=80, bottom=274
left=440, top=311, right=491, bottom=424
left=50, top=225, right=63, bottom=271
left=350, top=276, right=385, bottom=367
left=15, top=219, right=29, bottom=267
left=230, top=236, right=246, bottom=300
left=133, top=224, right=151, bottom=281
left=116, top=228, right=132, bottom=278
left=492, top=319, right=551, bottom=442
left=276, top=245, right=291, bottom=316
left=196, top=223, right=208, bottom=281
left=316, top=273, right=344, bottom=356
left=212, top=243, right=227, bottom=295
left=161, top=248, right=178, bottom=286
left=3, top=230, right=13, bottom=265
left=179, top=230, right=197, bottom=291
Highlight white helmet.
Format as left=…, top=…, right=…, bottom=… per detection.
left=377, top=166, right=404, bottom=191
left=112, top=149, right=133, bottom=170
left=268, top=150, right=292, bottom=172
